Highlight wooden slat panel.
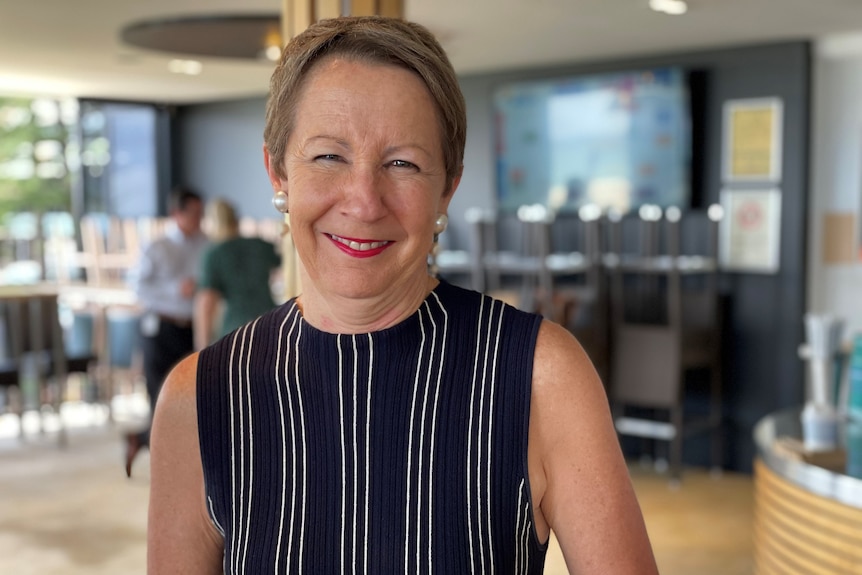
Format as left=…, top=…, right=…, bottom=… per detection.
left=283, top=0, right=313, bottom=40
left=759, top=483, right=862, bottom=551
left=316, top=0, right=341, bottom=20
left=754, top=459, right=862, bottom=574
left=378, top=0, right=403, bottom=18
left=350, top=0, right=377, bottom=16
left=757, top=459, right=862, bottom=527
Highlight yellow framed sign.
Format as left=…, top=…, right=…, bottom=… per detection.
left=722, top=98, right=783, bottom=183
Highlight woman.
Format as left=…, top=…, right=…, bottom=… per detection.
left=194, top=198, right=282, bottom=350
left=147, top=16, right=657, bottom=574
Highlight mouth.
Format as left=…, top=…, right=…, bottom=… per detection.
left=327, top=233, right=392, bottom=258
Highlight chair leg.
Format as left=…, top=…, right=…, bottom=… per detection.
left=9, top=386, right=25, bottom=440
left=710, top=364, right=723, bottom=471
left=670, top=405, right=684, bottom=481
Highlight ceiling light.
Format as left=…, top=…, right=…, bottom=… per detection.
left=121, top=3, right=404, bottom=62
left=263, top=45, right=281, bottom=62
left=168, top=59, right=203, bottom=75
left=649, top=0, right=688, bottom=16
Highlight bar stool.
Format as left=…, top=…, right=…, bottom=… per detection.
left=607, top=204, right=725, bottom=482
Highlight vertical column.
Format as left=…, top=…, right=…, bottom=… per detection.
left=279, top=0, right=307, bottom=302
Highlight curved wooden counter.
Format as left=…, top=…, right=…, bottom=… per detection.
left=754, top=410, right=862, bottom=574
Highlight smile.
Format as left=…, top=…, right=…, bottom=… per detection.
left=327, top=234, right=390, bottom=252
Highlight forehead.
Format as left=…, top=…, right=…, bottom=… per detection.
left=293, top=58, right=440, bottom=141
left=306, top=56, right=418, bottom=93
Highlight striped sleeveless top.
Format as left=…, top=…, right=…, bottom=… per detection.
left=197, top=281, right=548, bottom=574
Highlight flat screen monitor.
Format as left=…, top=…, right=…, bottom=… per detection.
left=494, top=67, right=691, bottom=214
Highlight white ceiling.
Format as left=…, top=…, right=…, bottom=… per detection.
left=2, top=0, right=862, bottom=104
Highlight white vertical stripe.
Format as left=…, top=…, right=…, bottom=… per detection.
left=520, top=498, right=531, bottom=574
left=236, top=325, right=249, bottom=573
left=484, top=302, right=506, bottom=575
left=363, top=332, right=373, bottom=575
left=238, top=320, right=260, bottom=574
left=474, top=299, right=498, bottom=572
left=404, top=306, right=428, bottom=575
left=273, top=305, right=300, bottom=571
left=226, top=326, right=241, bottom=573
left=523, top=508, right=531, bottom=574
left=515, top=479, right=525, bottom=574
left=337, top=335, right=347, bottom=574
left=207, top=496, right=225, bottom=536
left=295, top=320, right=308, bottom=571
left=466, top=295, right=487, bottom=573
left=351, top=334, right=359, bottom=574
left=414, top=307, right=436, bottom=570
left=424, top=295, right=448, bottom=569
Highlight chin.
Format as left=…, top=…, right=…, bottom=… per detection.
left=319, top=271, right=387, bottom=299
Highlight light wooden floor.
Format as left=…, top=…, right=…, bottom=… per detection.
left=0, top=404, right=753, bottom=574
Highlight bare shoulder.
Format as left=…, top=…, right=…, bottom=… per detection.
left=157, top=352, right=200, bottom=411
left=148, top=352, right=223, bottom=573
left=528, top=320, right=658, bottom=573
left=532, top=320, right=600, bottom=393
left=528, top=321, right=612, bottom=507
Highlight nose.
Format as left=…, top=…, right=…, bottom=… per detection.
left=338, top=163, right=388, bottom=223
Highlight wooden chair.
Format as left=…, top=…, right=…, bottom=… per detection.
left=61, top=306, right=107, bottom=406
left=607, top=205, right=724, bottom=481
left=436, top=207, right=536, bottom=299
left=518, top=205, right=609, bottom=381
left=481, top=207, right=543, bottom=310
left=0, top=290, right=70, bottom=445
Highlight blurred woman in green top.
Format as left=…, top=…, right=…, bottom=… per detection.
left=194, top=198, right=282, bottom=349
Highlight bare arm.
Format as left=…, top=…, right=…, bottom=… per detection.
left=528, top=321, right=658, bottom=574
left=194, top=289, right=222, bottom=351
left=147, top=352, right=223, bottom=574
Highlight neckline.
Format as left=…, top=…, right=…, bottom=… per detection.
left=291, top=280, right=450, bottom=339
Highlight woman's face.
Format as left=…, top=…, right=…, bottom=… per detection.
left=267, top=58, right=458, bottom=301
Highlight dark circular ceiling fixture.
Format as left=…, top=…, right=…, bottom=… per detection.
left=120, top=14, right=282, bottom=60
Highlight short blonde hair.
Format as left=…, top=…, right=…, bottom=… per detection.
left=264, top=16, right=466, bottom=192
left=205, top=198, right=239, bottom=243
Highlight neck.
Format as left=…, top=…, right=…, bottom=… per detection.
left=297, top=274, right=439, bottom=334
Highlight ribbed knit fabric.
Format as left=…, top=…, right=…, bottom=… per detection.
left=197, top=281, right=548, bottom=574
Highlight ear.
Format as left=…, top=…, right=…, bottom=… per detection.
left=438, top=166, right=463, bottom=213
left=263, top=144, right=288, bottom=193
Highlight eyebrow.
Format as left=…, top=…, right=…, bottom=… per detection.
left=303, top=135, right=435, bottom=159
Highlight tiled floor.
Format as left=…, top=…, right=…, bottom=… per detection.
left=0, top=402, right=754, bottom=574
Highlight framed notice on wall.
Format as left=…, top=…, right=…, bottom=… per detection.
left=722, top=98, right=783, bottom=183
left=719, top=188, right=782, bottom=273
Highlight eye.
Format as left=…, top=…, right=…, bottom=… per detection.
left=315, top=154, right=343, bottom=162
left=389, top=159, right=418, bottom=170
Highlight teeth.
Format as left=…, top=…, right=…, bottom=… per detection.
left=331, top=234, right=389, bottom=252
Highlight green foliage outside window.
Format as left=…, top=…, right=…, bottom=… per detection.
left=0, top=97, right=75, bottom=219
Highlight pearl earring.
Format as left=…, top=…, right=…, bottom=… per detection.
left=434, top=214, right=448, bottom=235
left=272, top=190, right=289, bottom=214
left=428, top=214, right=448, bottom=278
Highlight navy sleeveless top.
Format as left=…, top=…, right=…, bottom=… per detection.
left=197, top=281, right=548, bottom=574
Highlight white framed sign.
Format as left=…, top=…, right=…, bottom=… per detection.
left=719, top=188, right=782, bottom=273
left=722, top=98, right=783, bottom=183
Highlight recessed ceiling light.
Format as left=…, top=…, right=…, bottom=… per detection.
left=649, top=0, right=688, bottom=15
left=168, top=59, right=203, bottom=75
left=263, top=45, right=281, bottom=62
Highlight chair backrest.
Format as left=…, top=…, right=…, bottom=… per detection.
left=464, top=207, right=497, bottom=293
left=608, top=206, right=724, bottom=407
left=0, top=292, right=67, bottom=379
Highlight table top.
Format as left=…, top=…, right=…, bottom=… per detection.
left=0, top=282, right=138, bottom=307
left=755, top=408, right=862, bottom=508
